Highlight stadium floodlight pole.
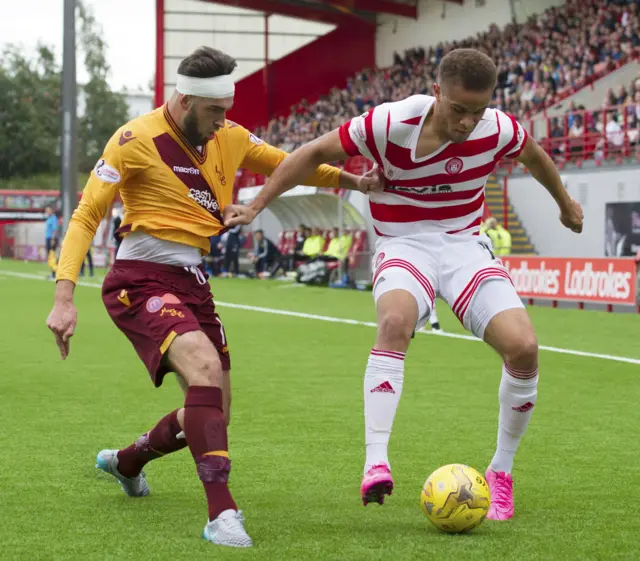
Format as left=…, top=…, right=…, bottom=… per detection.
left=60, top=0, right=78, bottom=234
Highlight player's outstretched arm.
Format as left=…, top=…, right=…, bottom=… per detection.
left=225, top=129, right=382, bottom=227
left=515, top=136, right=584, bottom=233
left=47, top=183, right=115, bottom=360
left=47, top=143, right=123, bottom=359
left=239, top=127, right=378, bottom=192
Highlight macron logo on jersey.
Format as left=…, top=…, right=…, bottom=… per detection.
left=173, top=165, right=200, bottom=175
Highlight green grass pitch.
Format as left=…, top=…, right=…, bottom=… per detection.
left=0, top=260, right=639, bottom=560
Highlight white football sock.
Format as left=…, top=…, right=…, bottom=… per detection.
left=489, top=364, right=538, bottom=474
left=429, top=305, right=439, bottom=326
left=364, top=348, right=405, bottom=474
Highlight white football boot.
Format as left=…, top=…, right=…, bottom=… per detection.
left=95, top=449, right=150, bottom=497
left=203, top=509, right=253, bottom=548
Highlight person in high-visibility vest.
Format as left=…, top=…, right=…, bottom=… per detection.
left=495, top=223, right=512, bottom=256
left=300, top=228, right=326, bottom=260
left=483, top=217, right=511, bottom=256
left=484, top=217, right=500, bottom=253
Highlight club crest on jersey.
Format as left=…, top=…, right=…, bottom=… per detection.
left=216, top=165, right=226, bottom=186
left=445, top=157, right=464, bottom=175
left=375, top=252, right=385, bottom=268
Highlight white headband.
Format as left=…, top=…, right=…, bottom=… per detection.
left=175, top=73, right=235, bottom=98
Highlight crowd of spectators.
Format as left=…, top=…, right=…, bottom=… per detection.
left=255, top=0, right=640, bottom=154
left=544, top=71, right=640, bottom=159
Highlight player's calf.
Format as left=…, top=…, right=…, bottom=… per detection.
left=176, top=370, right=231, bottom=426
left=167, top=331, right=251, bottom=544
left=482, top=308, right=539, bottom=520
left=360, top=290, right=419, bottom=506
left=115, top=408, right=188, bottom=478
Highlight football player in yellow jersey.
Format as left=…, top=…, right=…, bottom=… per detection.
left=46, top=46, right=382, bottom=548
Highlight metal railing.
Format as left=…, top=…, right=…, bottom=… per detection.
left=235, top=107, right=640, bottom=191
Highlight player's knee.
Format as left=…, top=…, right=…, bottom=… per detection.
left=378, top=309, right=414, bottom=347
left=168, top=331, right=223, bottom=388
left=504, top=329, right=539, bottom=370
left=187, top=354, right=223, bottom=387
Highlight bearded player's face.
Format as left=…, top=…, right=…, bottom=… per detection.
left=183, top=96, right=234, bottom=146
left=434, top=82, right=493, bottom=144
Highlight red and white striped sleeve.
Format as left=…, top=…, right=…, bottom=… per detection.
left=338, top=107, right=387, bottom=168
left=497, top=111, right=528, bottom=159
left=339, top=112, right=373, bottom=159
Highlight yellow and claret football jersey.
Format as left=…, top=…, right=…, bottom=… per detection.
left=57, top=105, right=342, bottom=283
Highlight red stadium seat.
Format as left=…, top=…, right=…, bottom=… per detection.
left=285, top=231, right=297, bottom=254
left=279, top=228, right=369, bottom=279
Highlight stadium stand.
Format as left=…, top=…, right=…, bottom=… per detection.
left=234, top=0, right=640, bottom=193
left=257, top=0, right=639, bottom=147
left=232, top=0, right=640, bottom=259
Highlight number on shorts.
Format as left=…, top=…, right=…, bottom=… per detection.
left=478, top=241, right=496, bottom=260
left=217, top=317, right=227, bottom=347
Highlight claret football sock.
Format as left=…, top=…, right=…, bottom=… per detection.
left=117, top=408, right=187, bottom=478
left=184, top=385, right=237, bottom=521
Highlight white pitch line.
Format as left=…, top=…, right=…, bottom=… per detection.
left=4, top=269, right=640, bottom=366
left=277, top=282, right=306, bottom=289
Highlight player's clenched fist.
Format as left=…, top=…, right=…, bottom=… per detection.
left=356, top=165, right=386, bottom=195
left=223, top=204, right=256, bottom=228
left=559, top=197, right=584, bottom=234
left=47, top=300, right=77, bottom=360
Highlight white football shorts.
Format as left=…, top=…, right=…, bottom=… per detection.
left=371, top=232, right=524, bottom=339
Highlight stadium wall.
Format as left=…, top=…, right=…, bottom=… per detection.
left=229, top=25, right=375, bottom=130
left=507, top=167, right=640, bottom=258
left=375, top=0, right=565, bottom=68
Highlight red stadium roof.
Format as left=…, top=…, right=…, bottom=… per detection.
left=199, top=0, right=424, bottom=25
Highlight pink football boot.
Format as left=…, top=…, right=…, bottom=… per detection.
left=485, top=468, right=514, bottom=520
left=361, top=464, right=394, bottom=506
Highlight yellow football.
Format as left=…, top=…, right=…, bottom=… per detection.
left=420, top=463, right=491, bottom=533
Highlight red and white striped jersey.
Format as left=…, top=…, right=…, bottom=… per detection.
left=338, top=95, right=527, bottom=238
